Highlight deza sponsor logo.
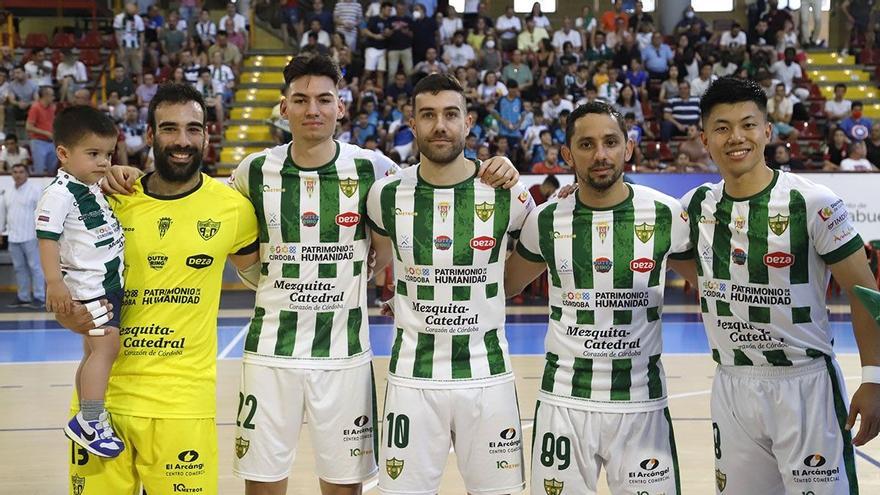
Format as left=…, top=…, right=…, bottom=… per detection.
left=335, top=211, right=360, bottom=227
left=470, top=236, right=496, bottom=251
left=763, top=251, right=794, bottom=268
left=630, top=257, right=655, bottom=273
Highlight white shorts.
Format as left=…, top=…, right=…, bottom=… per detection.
left=378, top=379, right=525, bottom=495
left=711, top=357, right=857, bottom=494
left=365, top=47, right=387, bottom=72
left=233, top=361, right=378, bottom=483
left=531, top=400, right=680, bottom=495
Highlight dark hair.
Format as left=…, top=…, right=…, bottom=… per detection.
left=283, top=53, right=342, bottom=90
left=5, top=133, right=17, bottom=142
left=147, top=83, right=207, bottom=131
left=217, top=30, right=228, bottom=37
left=852, top=100, right=863, bottom=109
left=411, top=73, right=466, bottom=110
left=543, top=174, right=560, bottom=188
left=699, top=76, right=767, bottom=122
left=381, top=1, right=393, bottom=8
left=565, top=101, right=627, bottom=148
left=53, top=105, right=118, bottom=149
left=834, top=83, right=846, bottom=91
left=198, top=67, right=211, bottom=76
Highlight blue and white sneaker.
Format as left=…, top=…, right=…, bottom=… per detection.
left=64, top=411, right=125, bottom=458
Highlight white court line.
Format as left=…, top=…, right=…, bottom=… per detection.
left=218, top=324, right=249, bottom=359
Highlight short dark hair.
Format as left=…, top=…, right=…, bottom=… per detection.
left=283, top=53, right=342, bottom=91
left=217, top=30, right=228, bottom=37
left=852, top=100, right=864, bottom=109
left=411, top=73, right=466, bottom=111
left=699, top=76, right=767, bottom=123
left=834, top=83, right=846, bottom=91
left=565, top=101, right=627, bottom=148
left=53, top=105, right=118, bottom=149
left=543, top=175, right=560, bottom=188
left=147, top=83, right=207, bottom=132
left=5, top=133, right=17, bottom=142
left=198, top=67, right=211, bottom=76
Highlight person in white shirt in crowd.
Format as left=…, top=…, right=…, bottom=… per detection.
left=24, top=49, right=53, bottom=88
left=767, top=82, right=800, bottom=142
left=771, top=47, right=803, bottom=95
left=333, top=0, right=363, bottom=51
left=208, top=51, right=235, bottom=104
left=437, top=5, right=462, bottom=47
left=690, top=62, right=718, bottom=98
left=300, top=19, right=331, bottom=48
left=0, top=163, right=45, bottom=308
left=120, top=103, right=148, bottom=165
left=0, top=68, right=9, bottom=136
left=56, top=50, right=89, bottom=103
left=219, top=1, right=248, bottom=36
left=825, top=83, right=853, bottom=130
left=496, top=5, right=522, bottom=52
left=0, top=134, right=30, bottom=172
left=552, top=17, right=582, bottom=55
left=443, top=30, right=476, bottom=69
left=113, top=1, right=145, bottom=77
left=195, top=8, right=218, bottom=44
left=477, top=71, right=508, bottom=105
left=541, top=91, right=574, bottom=122
left=719, top=21, right=747, bottom=57
left=410, top=47, right=448, bottom=77
left=529, top=1, right=551, bottom=30
left=712, top=51, right=738, bottom=78
left=195, top=67, right=225, bottom=124
left=839, top=140, right=879, bottom=171
left=575, top=5, right=597, bottom=50
left=598, top=66, right=623, bottom=103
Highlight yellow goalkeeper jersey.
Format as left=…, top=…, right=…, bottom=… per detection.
left=104, top=174, right=258, bottom=418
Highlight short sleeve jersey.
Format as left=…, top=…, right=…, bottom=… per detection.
left=231, top=141, right=396, bottom=369
left=681, top=170, right=864, bottom=367
left=517, top=185, right=691, bottom=412
left=35, top=170, right=125, bottom=300
left=366, top=163, right=534, bottom=389
left=104, top=174, right=258, bottom=418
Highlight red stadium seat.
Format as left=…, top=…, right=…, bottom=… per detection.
left=23, top=33, right=49, bottom=50
left=50, top=49, right=63, bottom=65
left=794, top=120, right=821, bottom=140
left=809, top=101, right=827, bottom=119
left=785, top=141, right=802, bottom=160
left=77, top=31, right=102, bottom=49
left=52, top=33, right=75, bottom=49
left=79, top=49, right=102, bottom=67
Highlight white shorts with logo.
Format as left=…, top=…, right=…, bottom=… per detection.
left=378, top=379, right=525, bottom=495
left=365, top=47, right=387, bottom=71
left=233, top=360, right=378, bottom=483
left=711, top=357, right=857, bottom=494
left=530, top=399, right=680, bottom=495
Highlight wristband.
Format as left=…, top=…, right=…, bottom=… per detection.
left=862, top=366, right=880, bottom=384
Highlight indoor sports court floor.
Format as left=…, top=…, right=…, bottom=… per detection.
left=2, top=292, right=880, bottom=494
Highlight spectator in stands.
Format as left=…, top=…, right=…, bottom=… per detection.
left=209, top=30, right=243, bottom=75
left=551, top=17, right=581, bottom=55
left=628, top=1, right=653, bottom=33
left=476, top=36, right=503, bottom=74
left=100, top=90, right=126, bottom=123
left=223, top=17, right=248, bottom=52
left=679, top=124, right=712, bottom=169
left=410, top=3, right=436, bottom=64
left=866, top=124, right=880, bottom=167
left=70, top=88, right=92, bottom=107
left=351, top=111, right=377, bottom=147
left=774, top=18, right=800, bottom=55
left=576, top=5, right=597, bottom=50
left=219, top=1, right=248, bottom=36
left=179, top=49, right=201, bottom=84
left=712, top=51, right=738, bottom=78
left=494, top=80, right=524, bottom=164
left=477, top=144, right=491, bottom=161
left=661, top=80, right=700, bottom=142
left=56, top=50, right=88, bottom=104
left=0, top=45, right=16, bottom=73
left=598, top=66, right=622, bottom=102
left=528, top=2, right=551, bottom=30
left=386, top=101, right=415, bottom=162
left=614, top=84, right=643, bottom=122
left=720, top=22, right=747, bottom=60
left=843, top=0, right=871, bottom=55
left=195, top=68, right=225, bottom=125
left=0, top=68, right=8, bottom=136
left=658, top=65, right=680, bottom=104
left=840, top=101, right=873, bottom=141
left=0, top=134, right=30, bottom=171
left=501, top=49, right=533, bottom=94
left=825, top=83, right=852, bottom=130
left=25, top=86, right=56, bottom=175
left=143, top=4, right=163, bottom=44
left=541, top=88, right=574, bottom=121
left=1, top=163, right=45, bottom=307
left=169, top=67, right=187, bottom=85
left=528, top=175, right=559, bottom=205
left=762, top=0, right=792, bottom=43
left=642, top=32, right=674, bottom=80
left=195, top=8, right=218, bottom=45
left=839, top=140, right=878, bottom=171
left=179, top=0, right=200, bottom=27
left=386, top=0, right=414, bottom=78
left=767, top=82, right=800, bottom=142
left=674, top=5, right=708, bottom=37
left=823, top=127, right=850, bottom=170
left=496, top=6, right=522, bottom=52
left=307, top=0, right=335, bottom=34
left=24, top=50, right=53, bottom=88
left=673, top=34, right=700, bottom=81
left=798, top=0, right=824, bottom=47
left=333, top=0, right=362, bottom=51
left=208, top=51, right=236, bottom=103
left=300, top=18, right=331, bottom=49
left=606, top=17, right=632, bottom=51
left=527, top=128, right=553, bottom=165
left=363, top=2, right=392, bottom=88
left=587, top=31, right=614, bottom=63
left=120, top=103, right=148, bottom=166
left=411, top=47, right=447, bottom=78
left=531, top=145, right=569, bottom=174
left=161, top=10, right=188, bottom=56
left=690, top=63, right=717, bottom=98
left=601, top=0, right=628, bottom=33
left=444, top=30, right=476, bottom=69
left=135, top=72, right=158, bottom=118
left=518, top=16, right=549, bottom=54
left=770, top=47, right=802, bottom=94
left=748, top=18, right=777, bottom=60
left=106, top=65, right=137, bottom=105
left=114, top=1, right=145, bottom=78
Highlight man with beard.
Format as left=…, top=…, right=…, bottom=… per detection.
left=504, top=101, right=693, bottom=494
left=228, top=54, right=518, bottom=495
left=60, top=83, right=261, bottom=494
left=366, top=73, right=532, bottom=494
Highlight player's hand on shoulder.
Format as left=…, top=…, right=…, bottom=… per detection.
left=847, top=382, right=880, bottom=446
left=102, top=165, right=143, bottom=196
left=555, top=183, right=578, bottom=199
left=380, top=298, right=395, bottom=317
left=46, top=280, right=74, bottom=315
left=478, top=156, right=520, bottom=189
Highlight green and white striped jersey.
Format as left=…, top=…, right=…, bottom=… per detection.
left=231, top=141, right=395, bottom=369
left=517, top=185, right=691, bottom=412
left=366, top=163, right=534, bottom=388
left=682, top=170, right=864, bottom=367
